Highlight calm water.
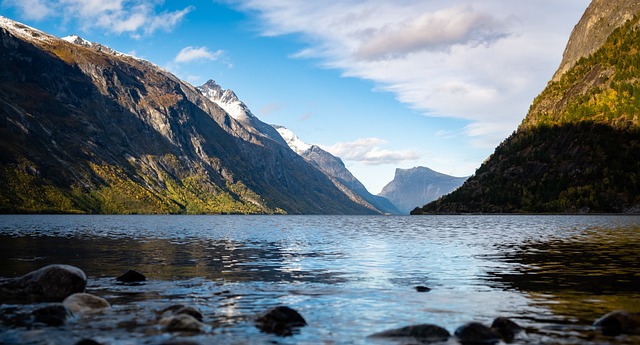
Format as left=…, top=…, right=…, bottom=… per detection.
left=0, top=215, right=639, bottom=344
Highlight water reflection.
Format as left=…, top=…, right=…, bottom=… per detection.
left=0, top=235, right=347, bottom=284
left=484, top=225, right=640, bottom=323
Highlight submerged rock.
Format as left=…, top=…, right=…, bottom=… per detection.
left=63, top=293, right=110, bottom=314
left=159, top=314, right=206, bottom=332
left=594, top=310, right=640, bottom=336
left=32, top=304, right=69, bottom=326
left=160, top=304, right=204, bottom=322
left=116, top=270, right=146, bottom=283
left=491, top=317, right=523, bottom=342
left=455, top=322, right=501, bottom=344
left=256, top=306, right=307, bottom=336
left=370, top=323, right=450, bottom=342
left=0, top=264, right=87, bottom=302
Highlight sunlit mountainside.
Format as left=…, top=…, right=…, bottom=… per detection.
left=414, top=0, right=640, bottom=214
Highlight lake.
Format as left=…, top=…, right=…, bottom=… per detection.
left=0, top=215, right=639, bottom=344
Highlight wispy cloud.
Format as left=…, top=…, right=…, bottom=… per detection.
left=228, top=0, right=589, bottom=148
left=325, top=138, right=420, bottom=165
left=175, top=46, right=225, bottom=63
left=3, top=0, right=193, bottom=36
left=355, top=5, right=510, bottom=60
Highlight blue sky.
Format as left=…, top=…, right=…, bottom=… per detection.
left=1, top=0, right=590, bottom=193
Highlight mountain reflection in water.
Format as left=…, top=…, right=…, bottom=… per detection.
left=0, top=215, right=639, bottom=344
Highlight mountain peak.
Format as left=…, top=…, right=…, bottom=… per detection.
left=552, top=0, right=640, bottom=81
left=62, top=34, right=93, bottom=47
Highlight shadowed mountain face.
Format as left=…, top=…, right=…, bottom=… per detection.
left=0, top=18, right=375, bottom=215
left=413, top=0, right=640, bottom=214
left=378, top=167, right=467, bottom=214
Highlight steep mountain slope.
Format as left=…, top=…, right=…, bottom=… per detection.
left=379, top=167, right=467, bottom=214
left=0, top=17, right=375, bottom=214
left=413, top=1, right=640, bottom=214
left=274, top=126, right=401, bottom=214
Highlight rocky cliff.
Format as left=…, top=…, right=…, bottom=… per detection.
left=378, top=167, right=467, bottom=214
left=0, top=17, right=375, bottom=214
left=413, top=0, right=640, bottom=214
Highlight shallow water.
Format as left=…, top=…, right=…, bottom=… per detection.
left=0, top=215, right=639, bottom=344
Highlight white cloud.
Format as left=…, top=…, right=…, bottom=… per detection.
left=175, top=46, right=224, bottom=63
left=355, top=5, right=510, bottom=60
left=3, top=0, right=193, bottom=36
left=229, top=0, right=590, bottom=148
left=325, top=138, right=420, bottom=165
left=3, top=0, right=53, bottom=20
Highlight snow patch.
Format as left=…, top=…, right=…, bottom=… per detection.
left=62, top=34, right=93, bottom=47
left=274, top=126, right=312, bottom=154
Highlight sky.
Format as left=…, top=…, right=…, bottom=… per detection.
left=1, top=0, right=591, bottom=194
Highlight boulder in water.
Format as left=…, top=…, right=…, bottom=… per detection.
left=32, top=304, right=69, bottom=326
left=594, top=310, right=640, bottom=336
left=116, top=270, right=146, bottom=283
left=256, top=306, right=307, bottom=336
left=491, top=317, right=523, bottom=342
left=63, top=293, right=110, bottom=314
left=0, top=264, right=87, bottom=302
left=455, top=322, right=501, bottom=344
left=370, top=323, right=450, bottom=342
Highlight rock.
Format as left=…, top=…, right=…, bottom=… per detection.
left=160, top=304, right=203, bottom=322
left=415, top=286, right=431, bottom=292
left=32, top=304, right=69, bottom=326
left=116, top=270, right=146, bottom=283
left=370, top=324, right=450, bottom=342
left=594, top=310, right=640, bottom=336
left=455, top=322, right=501, bottom=344
left=491, top=317, right=523, bottom=342
left=256, top=306, right=307, bottom=336
left=0, top=264, right=87, bottom=302
left=63, top=293, right=110, bottom=314
left=159, top=314, right=206, bottom=332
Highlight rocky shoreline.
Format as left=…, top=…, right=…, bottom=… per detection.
left=1, top=264, right=639, bottom=344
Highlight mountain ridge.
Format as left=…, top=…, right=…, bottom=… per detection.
left=0, top=16, right=375, bottom=215
left=274, top=126, right=401, bottom=215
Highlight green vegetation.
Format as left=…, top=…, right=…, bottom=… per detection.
left=0, top=156, right=285, bottom=215
left=413, top=17, right=640, bottom=214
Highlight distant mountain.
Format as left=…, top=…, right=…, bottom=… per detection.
left=413, top=0, right=640, bottom=214
left=378, top=167, right=467, bottom=214
left=0, top=16, right=375, bottom=214
left=274, top=126, right=401, bottom=215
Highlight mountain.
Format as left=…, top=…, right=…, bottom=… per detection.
left=412, top=0, right=640, bottom=214
left=378, top=167, right=467, bottom=214
left=274, top=126, right=401, bottom=215
left=0, top=16, right=376, bottom=215
left=197, top=80, right=289, bottom=148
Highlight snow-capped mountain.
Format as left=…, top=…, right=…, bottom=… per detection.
left=273, top=126, right=401, bottom=215
left=272, top=125, right=311, bottom=154
left=0, top=15, right=376, bottom=215
left=197, top=80, right=288, bottom=147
